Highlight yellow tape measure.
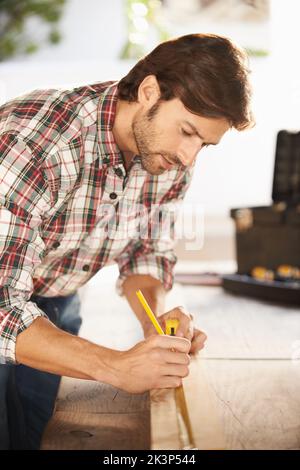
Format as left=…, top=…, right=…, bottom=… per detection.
left=165, top=318, right=196, bottom=449
left=165, top=318, right=180, bottom=336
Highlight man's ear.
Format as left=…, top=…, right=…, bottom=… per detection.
left=137, top=75, right=160, bottom=108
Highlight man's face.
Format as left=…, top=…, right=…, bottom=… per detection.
left=132, top=97, right=230, bottom=175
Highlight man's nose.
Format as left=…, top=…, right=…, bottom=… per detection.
left=178, top=143, right=202, bottom=167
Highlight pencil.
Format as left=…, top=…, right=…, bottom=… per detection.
left=135, top=288, right=196, bottom=449
left=136, top=289, right=164, bottom=336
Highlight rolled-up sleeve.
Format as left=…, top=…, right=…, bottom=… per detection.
left=116, top=166, right=194, bottom=295
left=0, top=133, right=50, bottom=364
left=116, top=237, right=177, bottom=294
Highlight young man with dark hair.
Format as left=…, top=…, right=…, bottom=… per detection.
left=0, top=33, right=253, bottom=449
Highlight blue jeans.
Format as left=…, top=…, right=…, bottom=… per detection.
left=0, top=292, right=82, bottom=450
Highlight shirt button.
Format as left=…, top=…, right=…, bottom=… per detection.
left=53, top=241, right=60, bottom=249
left=109, top=192, right=118, bottom=200
left=114, top=168, right=123, bottom=178
left=82, top=265, right=90, bottom=272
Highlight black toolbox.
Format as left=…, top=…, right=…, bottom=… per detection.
left=222, top=130, right=300, bottom=305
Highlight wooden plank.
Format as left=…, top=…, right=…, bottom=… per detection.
left=41, top=379, right=150, bottom=450
left=41, top=266, right=300, bottom=450
left=55, top=378, right=149, bottom=414
left=150, top=357, right=226, bottom=450
left=150, top=389, right=181, bottom=450
left=43, top=357, right=300, bottom=450
left=42, top=410, right=150, bottom=450
left=182, top=358, right=226, bottom=450
left=204, top=359, right=300, bottom=450
left=183, top=285, right=300, bottom=359
left=151, top=356, right=300, bottom=450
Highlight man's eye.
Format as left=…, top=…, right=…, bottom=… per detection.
left=181, top=129, right=192, bottom=136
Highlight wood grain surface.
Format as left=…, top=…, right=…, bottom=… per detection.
left=41, top=265, right=300, bottom=450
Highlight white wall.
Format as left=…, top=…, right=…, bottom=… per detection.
left=10, top=0, right=126, bottom=63
left=185, top=0, right=300, bottom=214
left=0, top=0, right=299, bottom=217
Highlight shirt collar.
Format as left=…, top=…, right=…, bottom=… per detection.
left=96, top=81, right=128, bottom=167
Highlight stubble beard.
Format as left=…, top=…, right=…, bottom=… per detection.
left=131, top=103, right=166, bottom=176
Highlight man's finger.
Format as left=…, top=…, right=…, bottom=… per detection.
left=151, top=334, right=191, bottom=353
left=190, top=330, right=207, bottom=354
left=162, top=363, right=190, bottom=378
left=177, top=317, right=194, bottom=340
left=161, top=349, right=191, bottom=365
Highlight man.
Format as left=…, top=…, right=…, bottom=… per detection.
left=0, top=33, right=252, bottom=449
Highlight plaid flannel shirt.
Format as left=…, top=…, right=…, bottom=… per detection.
left=0, top=81, right=193, bottom=364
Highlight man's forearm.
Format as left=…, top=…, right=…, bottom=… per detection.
left=15, top=314, right=192, bottom=395
left=15, top=317, right=120, bottom=384
left=122, top=274, right=167, bottom=335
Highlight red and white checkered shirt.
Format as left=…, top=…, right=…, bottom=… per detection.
left=0, top=81, right=193, bottom=364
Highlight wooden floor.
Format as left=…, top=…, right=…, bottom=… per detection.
left=41, top=264, right=300, bottom=450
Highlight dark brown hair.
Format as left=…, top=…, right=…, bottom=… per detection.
left=118, top=33, right=254, bottom=130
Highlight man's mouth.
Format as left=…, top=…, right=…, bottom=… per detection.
left=160, top=155, right=174, bottom=170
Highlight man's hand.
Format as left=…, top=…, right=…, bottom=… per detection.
left=16, top=317, right=190, bottom=394
left=109, top=335, right=191, bottom=394
left=144, top=306, right=207, bottom=355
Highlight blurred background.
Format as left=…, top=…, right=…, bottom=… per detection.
left=0, top=0, right=299, bottom=263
